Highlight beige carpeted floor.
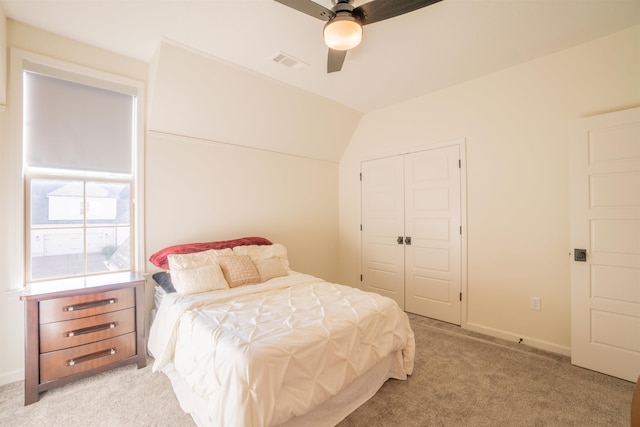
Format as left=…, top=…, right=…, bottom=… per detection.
left=0, top=314, right=635, bottom=426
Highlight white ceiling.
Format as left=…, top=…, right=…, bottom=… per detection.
left=2, top=0, right=639, bottom=113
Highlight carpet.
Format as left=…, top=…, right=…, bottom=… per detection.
left=0, top=313, right=635, bottom=426
left=340, top=314, right=634, bottom=426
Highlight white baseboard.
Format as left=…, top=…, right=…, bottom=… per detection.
left=0, top=369, right=23, bottom=386
left=465, top=322, right=571, bottom=357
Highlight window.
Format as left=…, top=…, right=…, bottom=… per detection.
left=21, top=59, right=143, bottom=282
left=28, top=178, right=132, bottom=280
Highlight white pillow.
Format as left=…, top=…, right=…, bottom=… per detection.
left=167, top=249, right=231, bottom=294
left=233, top=243, right=290, bottom=272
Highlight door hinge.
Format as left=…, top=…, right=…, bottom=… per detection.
left=460, top=226, right=462, bottom=235
left=360, top=224, right=362, bottom=231
left=459, top=292, right=462, bottom=301
left=360, top=274, right=363, bottom=282
left=360, top=172, right=362, bottom=181
left=459, top=159, right=461, bottom=168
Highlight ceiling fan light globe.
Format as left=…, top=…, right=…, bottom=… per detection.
left=323, top=17, right=362, bottom=51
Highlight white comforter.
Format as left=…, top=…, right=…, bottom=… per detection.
left=148, top=272, right=415, bottom=427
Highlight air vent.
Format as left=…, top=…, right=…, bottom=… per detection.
left=270, top=51, right=307, bottom=70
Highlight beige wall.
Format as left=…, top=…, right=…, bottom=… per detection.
left=148, top=41, right=361, bottom=163
left=145, top=132, right=338, bottom=278
left=145, top=41, right=359, bottom=280
left=144, top=131, right=340, bottom=334
left=143, top=42, right=359, bottom=322
left=0, top=9, right=14, bottom=385
left=0, top=6, right=6, bottom=109
left=339, top=25, right=640, bottom=354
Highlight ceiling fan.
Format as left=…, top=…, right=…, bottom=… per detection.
left=274, top=0, right=443, bottom=73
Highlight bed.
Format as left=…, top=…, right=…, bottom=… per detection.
left=147, top=238, right=415, bottom=427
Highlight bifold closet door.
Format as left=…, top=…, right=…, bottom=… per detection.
left=361, top=145, right=462, bottom=324
left=404, top=146, right=461, bottom=325
left=361, top=155, right=405, bottom=308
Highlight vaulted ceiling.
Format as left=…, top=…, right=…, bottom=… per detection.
left=2, top=0, right=639, bottom=113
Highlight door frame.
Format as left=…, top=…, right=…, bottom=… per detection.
left=360, top=138, right=468, bottom=327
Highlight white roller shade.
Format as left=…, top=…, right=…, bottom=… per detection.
left=24, top=70, right=134, bottom=174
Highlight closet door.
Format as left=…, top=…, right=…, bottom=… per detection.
left=404, top=146, right=462, bottom=324
left=361, top=145, right=463, bottom=324
left=361, top=155, right=405, bottom=308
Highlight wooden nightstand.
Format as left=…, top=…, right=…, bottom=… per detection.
left=20, top=272, right=147, bottom=405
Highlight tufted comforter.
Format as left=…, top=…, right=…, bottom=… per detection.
left=148, top=272, right=415, bottom=427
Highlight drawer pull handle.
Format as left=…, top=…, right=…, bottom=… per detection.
left=65, top=322, right=117, bottom=337
left=67, top=348, right=116, bottom=367
left=64, top=298, right=116, bottom=312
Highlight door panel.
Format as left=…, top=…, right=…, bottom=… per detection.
left=414, top=217, right=450, bottom=241
left=590, top=265, right=639, bottom=302
left=361, top=155, right=405, bottom=307
left=590, top=173, right=639, bottom=207
left=405, top=146, right=461, bottom=324
left=570, top=107, right=640, bottom=382
left=413, top=276, right=450, bottom=302
left=414, top=247, right=449, bottom=271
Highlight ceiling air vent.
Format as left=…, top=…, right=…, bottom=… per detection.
left=270, top=51, right=307, bottom=70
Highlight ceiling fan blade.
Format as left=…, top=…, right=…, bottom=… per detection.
left=273, top=0, right=335, bottom=21
left=354, top=0, right=442, bottom=26
left=327, top=49, right=347, bottom=73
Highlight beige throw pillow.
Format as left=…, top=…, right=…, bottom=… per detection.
left=217, top=255, right=261, bottom=288
left=254, top=257, right=288, bottom=282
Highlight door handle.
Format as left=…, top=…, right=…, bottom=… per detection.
left=397, top=236, right=404, bottom=245
left=405, top=236, right=412, bottom=245
left=574, top=249, right=587, bottom=262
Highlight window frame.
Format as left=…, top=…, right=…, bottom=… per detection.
left=8, top=48, right=146, bottom=288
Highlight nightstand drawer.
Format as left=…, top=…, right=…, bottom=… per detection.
left=39, top=288, right=134, bottom=324
left=39, top=308, right=135, bottom=353
left=40, top=333, right=136, bottom=383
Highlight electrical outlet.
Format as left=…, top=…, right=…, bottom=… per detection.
left=530, top=297, right=541, bottom=311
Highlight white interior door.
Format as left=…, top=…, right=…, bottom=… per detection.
left=404, top=147, right=462, bottom=324
left=361, top=155, right=405, bottom=308
left=570, top=107, right=640, bottom=382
